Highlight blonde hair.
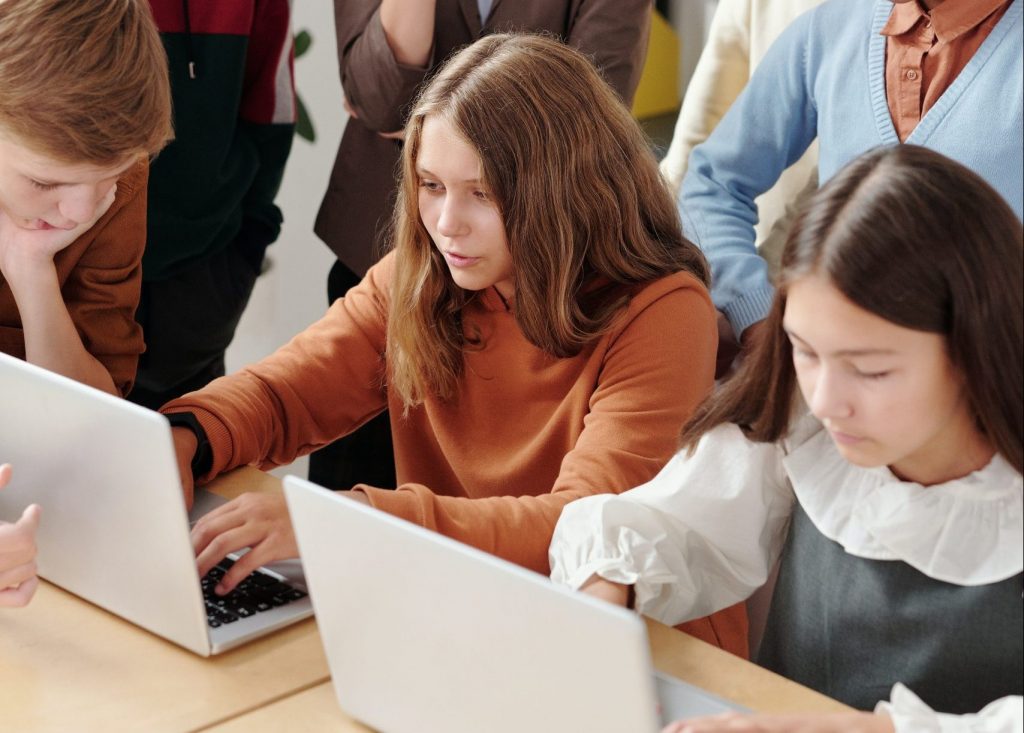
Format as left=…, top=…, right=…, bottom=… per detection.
left=0, top=0, right=172, bottom=164
left=387, top=34, right=709, bottom=410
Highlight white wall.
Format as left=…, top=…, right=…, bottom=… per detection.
left=227, top=3, right=346, bottom=371
left=226, top=3, right=349, bottom=477
left=670, top=0, right=719, bottom=95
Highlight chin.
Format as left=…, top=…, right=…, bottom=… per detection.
left=831, top=441, right=887, bottom=469
left=448, top=272, right=492, bottom=293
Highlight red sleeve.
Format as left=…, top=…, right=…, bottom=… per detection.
left=240, top=0, right=296, bottom=125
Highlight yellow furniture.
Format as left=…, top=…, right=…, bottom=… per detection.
left=633, top=9, right=681, bottom=119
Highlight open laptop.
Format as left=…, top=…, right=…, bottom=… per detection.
left=0, top=352, right=312, bottom=656
left=284, top=475, right=745, bottom=733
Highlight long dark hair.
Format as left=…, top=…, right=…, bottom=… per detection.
left=680, top=145, right=1024, bottom=473
left=387, top=34, right=708, bottom=409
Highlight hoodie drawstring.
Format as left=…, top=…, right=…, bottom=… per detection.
left=182, top=0, right=197, bottom=79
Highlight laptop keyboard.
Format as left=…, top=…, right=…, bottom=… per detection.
left=201, top=557, right=308, bottom=628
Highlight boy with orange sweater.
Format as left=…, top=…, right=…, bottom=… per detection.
left=0, top=0, right=172, bottom=397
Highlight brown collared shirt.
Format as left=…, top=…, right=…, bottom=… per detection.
left=882, top=0, right=1011, bottom=141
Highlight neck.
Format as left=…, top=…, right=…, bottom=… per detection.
left=891, top=431, right=995, bottom=486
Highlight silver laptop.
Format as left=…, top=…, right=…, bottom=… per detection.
left=0, top=353, right=312, bottom=656
left=284, top=475, right=744, bottom=733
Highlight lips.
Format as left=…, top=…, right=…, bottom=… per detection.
left=443, top=250, right=480, bottom=268
left=28, top=219, right=76, bottom=231
left=827, top=427, right=865, bottom=446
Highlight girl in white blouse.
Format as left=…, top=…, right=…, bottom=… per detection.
left=549, top=145, right=1023, bottom=733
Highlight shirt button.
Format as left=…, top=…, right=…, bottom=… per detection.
left=906, top=69, right=919, bottom=81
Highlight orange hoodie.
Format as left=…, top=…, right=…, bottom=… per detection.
left=164, top=251, right=749, bottom=656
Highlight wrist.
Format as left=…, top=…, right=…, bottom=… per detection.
left=580, top=575, right=632, bottom=608
left=0, top=246, right=57, bottom=291
left=165, top=412, right=213, bottom=479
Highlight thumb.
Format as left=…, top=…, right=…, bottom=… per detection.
left=17, top=503, right=41, bottom=532
left=0, top=463, right=11, bottom=489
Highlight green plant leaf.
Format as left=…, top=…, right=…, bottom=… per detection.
left=295, top=30, right=311, bottom=57
left=296, top=94, right=315, bottom=142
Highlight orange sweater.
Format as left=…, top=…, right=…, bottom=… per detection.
left=169, top=250, right=717, bottom=567
left=0, top=159, right=148, bottom=396
left=165, top=252, right=748, bottom=655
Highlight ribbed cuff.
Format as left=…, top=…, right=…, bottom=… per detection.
left=723, top=286, right=775, bottom=337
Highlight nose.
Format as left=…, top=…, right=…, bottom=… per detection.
left=57, top=182, right=113, bottom=226
left=436, top=194, right=468, bottom=238
left=806, top=364, right=853, bottom=422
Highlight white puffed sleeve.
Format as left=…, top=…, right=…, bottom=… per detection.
left=549, top=422, right=796, bottom=625
left=876, top=684, right=1023, bottom=733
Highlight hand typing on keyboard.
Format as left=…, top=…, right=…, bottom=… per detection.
left=201, top=557, right=307, bottom=628
left=190, top=492, right=299, bottom=595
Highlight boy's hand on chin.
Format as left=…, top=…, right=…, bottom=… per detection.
left=0, top=188, right=115, bottom=275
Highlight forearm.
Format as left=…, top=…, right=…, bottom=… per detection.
left=163, top=364, right=385, bottom=484
left=337, top=2, right=434, bottom=131
left=379, top=0, right=436, bottom=67
left=679, top=12, right=817, bottom=336
left=163, top=259, right=394, bottom=480
left=4, top=255, right=117, bottom=394
left=356, top=485, right=582, bottom=574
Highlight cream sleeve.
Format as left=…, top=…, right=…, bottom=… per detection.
left=549, top=422, right=795, bottom=625
left=660, top=0, right=752, bottom=195
left=877, top=684, right=1022, bottom=733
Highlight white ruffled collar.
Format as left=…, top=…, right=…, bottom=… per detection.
left=782, top=424, right=1024, bottom=586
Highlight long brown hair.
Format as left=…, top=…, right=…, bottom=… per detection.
left=386, top=33, right=709, bottom=410
left=680, top=145, right=1024, bottom=473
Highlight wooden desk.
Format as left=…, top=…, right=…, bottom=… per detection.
left=4, top=467, right=848, bottom=732
left=205, top=619, right=849, bottom=733
left=0, top=467, right=331, bottom=733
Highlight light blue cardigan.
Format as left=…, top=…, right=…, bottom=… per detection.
left=680, top=0, right=1023, bottom=335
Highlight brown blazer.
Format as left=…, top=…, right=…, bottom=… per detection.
left=315, top=0, right=652, bottom=276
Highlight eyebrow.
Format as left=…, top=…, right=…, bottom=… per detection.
left=23, top=173, right=64, bottom=186
left=415, top=166, right=483, bottom=185
left=783, top=328, right=897, bottom=357
left=22, top=159, right=137, bottom=187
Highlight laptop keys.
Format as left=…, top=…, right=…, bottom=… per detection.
left=201, top=557, right=307, bottom=628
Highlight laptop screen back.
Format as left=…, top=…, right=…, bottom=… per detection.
left=285, top=475, right=663, bottom=733
left=0, top=353, right=210, bottom=654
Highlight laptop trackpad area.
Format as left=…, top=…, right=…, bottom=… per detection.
left=656, top=671, right=747, bottom=725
